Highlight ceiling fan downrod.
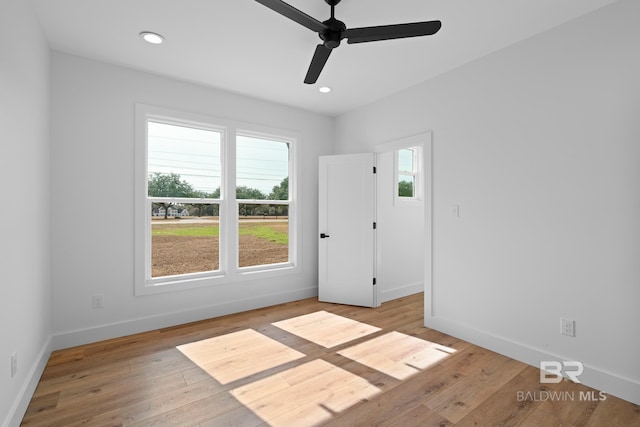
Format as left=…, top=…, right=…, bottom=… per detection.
left=320, top=0, right=345, bottom=49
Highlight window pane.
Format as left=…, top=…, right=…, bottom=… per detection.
left=148, top=121, right=221, bottom=198
left=236, top=135, right=289, bottom=200
left=398, top=148, right=414, bottom=173
left=151, top=203, right=220, bottom=277
left=238, top=203, right=289, bottom=268
left=398, top=175, right=415, bottom=198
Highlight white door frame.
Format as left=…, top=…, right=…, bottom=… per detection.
left=374, top=132, right=432, bottom=315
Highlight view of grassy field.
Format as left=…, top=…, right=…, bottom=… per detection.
left=152, top=224, right=220, bottom=237
left=150, top=218, right=288, bottom=277
left=238, top=223, right=288, bottom=244
left=151, top=222, right=288, bottom=243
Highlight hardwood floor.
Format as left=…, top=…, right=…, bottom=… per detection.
left=22, top=294, right=640, bottom=426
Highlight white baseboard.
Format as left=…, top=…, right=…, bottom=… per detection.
left=425, top=315, right=640, bottom=406
left=380, top=281, right=423, bottom=303
left=53, top=286, right=318, bottom=351
left=3, top=337, right=52, bottom=427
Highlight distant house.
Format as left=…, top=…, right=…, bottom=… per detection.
left=153, top=207, right=189, bottom=217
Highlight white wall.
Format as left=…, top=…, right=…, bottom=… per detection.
left=0, top=1, right=51, bottom=425
left=335, top=0, right=640, bottom=405
left=50, top=53, right=334, bottom=349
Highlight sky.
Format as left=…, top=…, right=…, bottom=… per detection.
left=147, top=121, right=289, bottom=196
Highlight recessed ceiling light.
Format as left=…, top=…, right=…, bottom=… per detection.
left=139, top=31, right=165, bottom=44
left=319, top=86, right=332, bottom=93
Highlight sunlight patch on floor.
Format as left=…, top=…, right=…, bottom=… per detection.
left=272, top=310, right=381, bottom=348
left=176, top=329, right=305, bottom=384
left=177, top=314, right=456, bottom=426
left=230, top=359, right=381, bottom=427
left=338, top=331, right=457, bottom=380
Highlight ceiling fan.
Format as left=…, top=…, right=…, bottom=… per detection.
left=255, top=0, right=442, bottom=84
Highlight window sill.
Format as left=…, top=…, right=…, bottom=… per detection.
left=394, top=197, right=423, bottom=207
left=135, top=263, right=298, bottom=296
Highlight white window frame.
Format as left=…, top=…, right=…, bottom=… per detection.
left=135, top=104, right=300, bottom=296
left=394, top=143, right=423, bottom=207
left=396, top=147, right=418, bottom=199
left=235, top=129, right=296, bottom=272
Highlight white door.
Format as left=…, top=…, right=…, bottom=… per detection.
left=318, top=153, right=378, bottom=307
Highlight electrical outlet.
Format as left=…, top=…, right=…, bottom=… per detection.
left=92, top=294, right=104, bottom=309
left=11, top=353, right=17, bottom=378
left=561, top=318, right=575, bottom=337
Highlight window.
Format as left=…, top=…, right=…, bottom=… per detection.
left=397, top=148, right=416, bottom=198
left=147, top=121, right=222, bottom=278
left=394, top=146, right=422, bottom=205
left=236, top=134, right=291, bottom=268
left=135, top=105, right=298, bottom=295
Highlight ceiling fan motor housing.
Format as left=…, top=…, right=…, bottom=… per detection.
left=320, top=17, right=346, bottom=48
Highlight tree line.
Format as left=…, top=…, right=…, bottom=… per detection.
left=148, top=173, right=289, bottom=219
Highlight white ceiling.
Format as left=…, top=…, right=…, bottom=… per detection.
left=33, top=0, right=618, bottom=117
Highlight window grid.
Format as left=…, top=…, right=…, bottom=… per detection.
left=135, top=105, right=298, bottom=295
left=397, top=148, right=417, bottom=199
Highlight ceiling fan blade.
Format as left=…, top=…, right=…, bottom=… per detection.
left=345, top=21, right=442, bottom=44
left=255, top=0, right=327, bottom=33
left=304, top=44, right=332, bottom=84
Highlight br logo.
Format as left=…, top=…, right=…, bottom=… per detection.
left=540, top=361, right=584, bottom=383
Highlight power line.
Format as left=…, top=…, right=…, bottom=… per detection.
left=149, top=149, right=219, bottom=159
left=149, top=160, right=221, bottom=170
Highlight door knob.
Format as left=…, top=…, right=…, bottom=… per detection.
left=320, top=233, right=330, bottom=239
